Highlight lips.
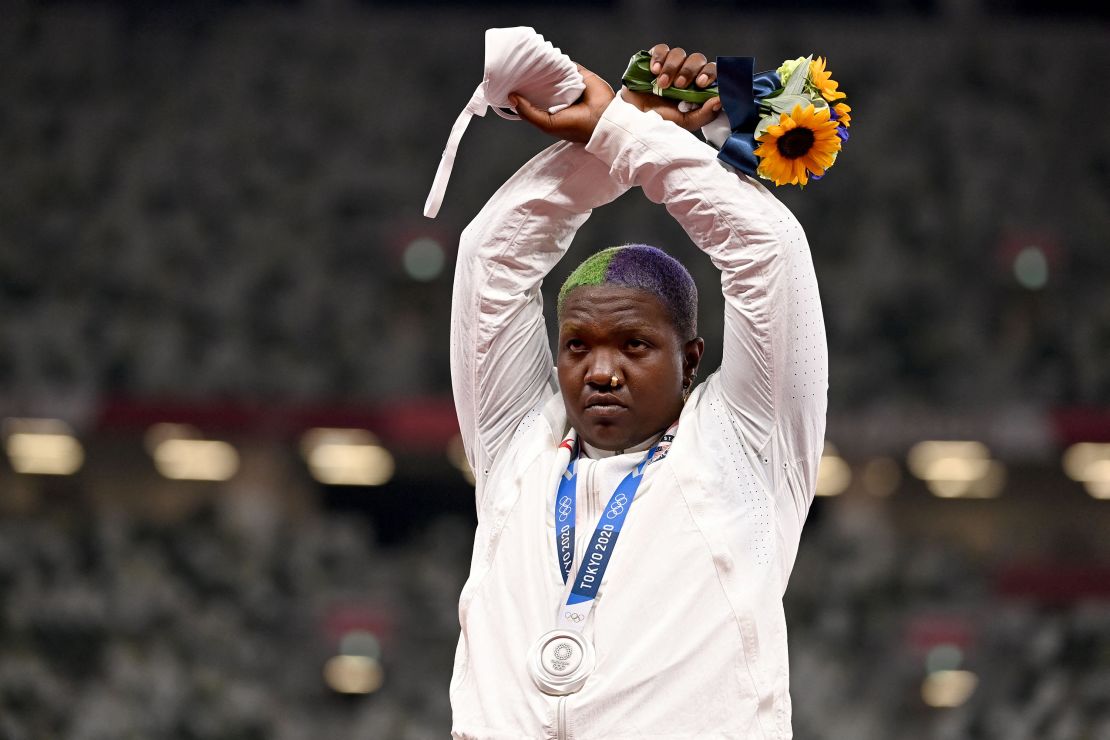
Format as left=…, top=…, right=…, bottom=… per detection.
left=584, top=393, right=626, bottom=417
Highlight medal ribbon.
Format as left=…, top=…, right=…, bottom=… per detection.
left=554, top=425, right=676, bottom=630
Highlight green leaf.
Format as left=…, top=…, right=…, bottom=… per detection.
left=781, top=55, right=812, bottom=97
left=754, top=114, right=777, bottom=140
left=766, top=93, right=823, bottom=115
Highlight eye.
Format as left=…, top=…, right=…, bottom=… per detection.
left=626, top=338, right=648, bottom=350
left=565, top=338, right=586, bottom=351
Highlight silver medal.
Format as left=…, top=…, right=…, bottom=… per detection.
left=527, top=629, right=596, bottom=695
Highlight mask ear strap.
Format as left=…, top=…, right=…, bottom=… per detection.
left=490, top=103, right=521, bottom=121
left=424, top=84, right=488, bottom=218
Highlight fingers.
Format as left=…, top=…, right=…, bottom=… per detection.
left=648, top=44, right=716, bottom=89
left=695, top=61, right=717, bottom=89
left=510, top=93, right=555, bottom=133
left=682, top=97, right=723, bottom=130
left=674, top=52, right=707, bottom=89
left=509, top=65, right=614, bottom=144
left=655, top=47, right=687, bottom=89
left=649, top=43, right=670, bottom=75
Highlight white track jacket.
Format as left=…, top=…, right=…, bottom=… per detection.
left=449, top=94, right=828, bottom=740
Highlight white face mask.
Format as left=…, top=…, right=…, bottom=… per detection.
left=423, top=27, right=584, bottom=219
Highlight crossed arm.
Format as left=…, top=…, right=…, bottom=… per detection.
left=449, top=142, right=627, bottom=500
left=451, top=46, right=827, bottom=515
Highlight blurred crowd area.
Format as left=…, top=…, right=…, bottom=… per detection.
left=0, top=475, right=470, bottom=740
left=1, top=475, right=1109, bottom=740
left=1, top=3, right=1108, bottom=419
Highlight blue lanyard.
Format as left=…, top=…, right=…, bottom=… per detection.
left=554, top=434, right=668, bottom=605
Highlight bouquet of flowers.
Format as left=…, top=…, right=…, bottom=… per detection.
left=623, top=52, right=851, bottom=187
left=752, top=56, right=851, bottom=186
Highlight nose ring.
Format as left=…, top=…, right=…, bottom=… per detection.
left=610, top=374, right=621, bottom=388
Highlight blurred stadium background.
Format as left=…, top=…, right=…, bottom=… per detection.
left=2, top=0, right=1110, bottom=738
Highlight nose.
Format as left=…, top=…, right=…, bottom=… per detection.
left=584, top=350, right=620, bottom=388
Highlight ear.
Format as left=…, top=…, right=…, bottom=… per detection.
left=682, top=337, right=705, bottom=384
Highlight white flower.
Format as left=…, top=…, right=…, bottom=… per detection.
left=777, top=57, right=808, bottom=85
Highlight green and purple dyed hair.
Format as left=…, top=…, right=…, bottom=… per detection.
left=557, top=245, right=698, bottom=340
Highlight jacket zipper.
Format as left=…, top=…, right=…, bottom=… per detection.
left=584, top=458, right=599, bottom=529
left=556, top=462, right=594, bottom=740
left=556, top=451, right=648, bottom=740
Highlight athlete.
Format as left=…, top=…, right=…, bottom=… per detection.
left=448, top=44, right=828, bottom=739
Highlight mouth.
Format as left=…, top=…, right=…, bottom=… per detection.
left=584, top=393, right=626, bottom=417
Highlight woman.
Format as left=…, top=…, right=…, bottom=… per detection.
left=449, top=44, right=828, bottom=739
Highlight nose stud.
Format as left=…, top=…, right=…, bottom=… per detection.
left=610, top=374, right=621, bottom=388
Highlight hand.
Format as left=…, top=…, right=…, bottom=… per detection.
left=620, top=43, right=722, bottom=132
left=649, top=43, right=717, bottom=91
left=510, top=65, right=615, bottom=144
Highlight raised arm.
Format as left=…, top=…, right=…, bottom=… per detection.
left=583, top=87, right=828, bottom=515
left=451, top=135, right=627, bottom=500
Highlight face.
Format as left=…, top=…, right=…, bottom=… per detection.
left=557, top=285, right=703, bottom=452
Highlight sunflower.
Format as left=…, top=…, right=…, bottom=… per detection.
left=754, top=104, right=842, bottom=186
left=833, top=102, right=852, bottom=128
left=809, top=56, right=846, bottom=103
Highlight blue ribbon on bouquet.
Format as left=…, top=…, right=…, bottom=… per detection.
left=715, top=57, right=781, bottom=178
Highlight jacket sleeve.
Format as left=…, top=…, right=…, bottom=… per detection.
left=450, top=140, right=629, bottom=501
left=584, top=95, right=828, bottom=521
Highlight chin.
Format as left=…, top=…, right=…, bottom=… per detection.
left=576, top=419, right=638, bottom=452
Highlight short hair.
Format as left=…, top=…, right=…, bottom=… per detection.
left=557, top=244, right=698, bottom=340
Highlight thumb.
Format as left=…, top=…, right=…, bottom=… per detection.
left=510, top=93, right=554, bottom=131
left=683, top=97, right=723, bottom=131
